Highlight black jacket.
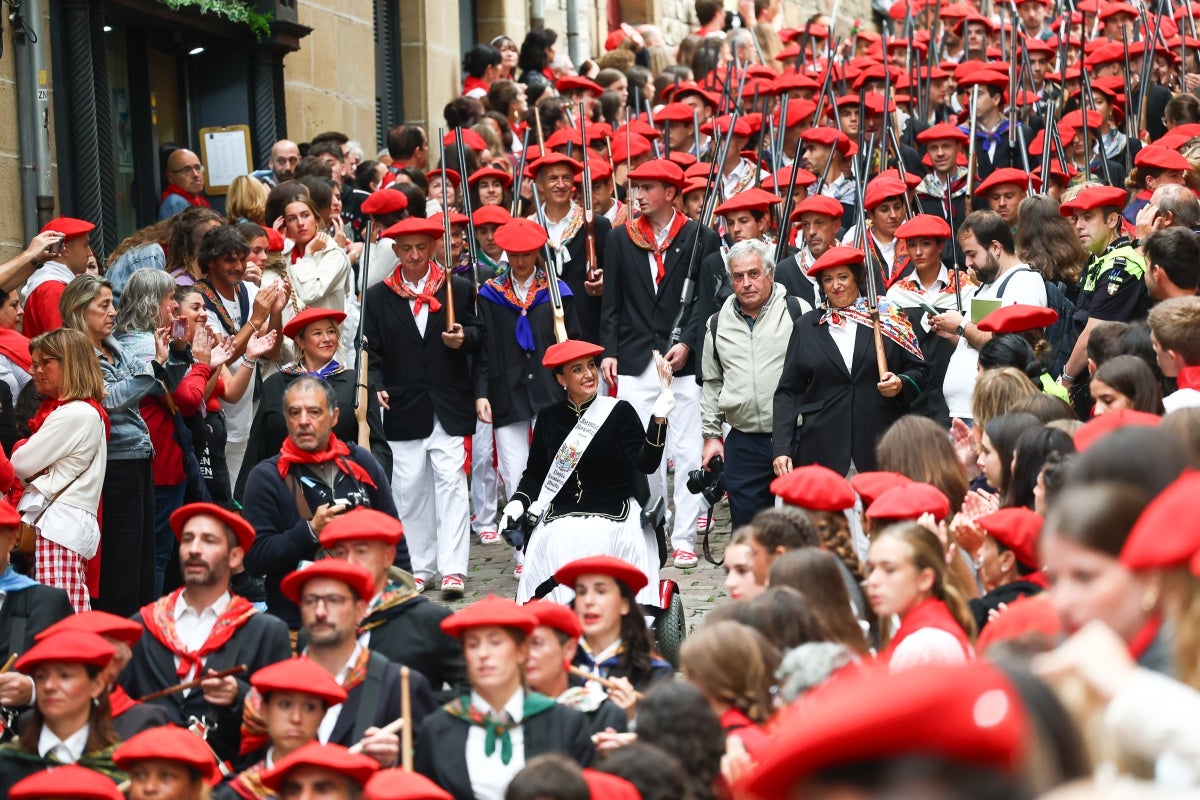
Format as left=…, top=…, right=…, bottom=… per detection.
left=360, top=596, right=468, bottom=704
left=242, top=446, right=407, bottom=628
left=415, top=700, right=595, bottom=800
left=0, top=583, right=73, bottom=665
left=235, top=366, right=390, bottom=499
left=362, top=273, right=482, bottom=440
left=326, top=651, right=438, bottom=750
left=600, top=217, right=721, bottom=377
left=773, top=309, right=928, bottom=474
left=969, top=579, right=1044, bottom=632
left=547, top=211, right=611, bottom=342
left=769, top=251, right=821, bottom=309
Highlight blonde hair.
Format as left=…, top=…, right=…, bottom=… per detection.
left=1164, top=568, right=1200, bottom=692
left=226, top=175, right=269, bottom=224
left=680, top=620, right=779, bottom=724
left=30, top=328, right=106, bottom=403
left=59, top=275, right=114, bottom=338
left=874, top=523, right=977, bottom=642
left=972, top=367, right=1039, bottom=429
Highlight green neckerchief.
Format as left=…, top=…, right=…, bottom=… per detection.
left=0, top=741, right=126, bottom=783
left=441, top=691, right=557, bottom=765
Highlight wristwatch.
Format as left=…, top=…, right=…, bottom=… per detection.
left=954, top=323, right=965, bottom=337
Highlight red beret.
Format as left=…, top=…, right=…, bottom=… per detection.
left=862, top=91, right=897, bottom=115
left=251, top=657, right=349, bottom=707
left=977, top=508, right=1042, bottom=569
left=917, top=123, right=970, bottom=145
left=957, top=69, right=1010, bottom=89
left=170, top=502, right=256, bottom=553
left=261, top=742, right=379, bottom=791
left=807, top=245, right=865, bottom=278
left=715, top=188, right=783, bottom=217
left=1134, top=145, right=1191, bottom=171
left=1059, top=185, right=1130, bottom=216
left=557, top=75, right=603, bottom=95
left=769, top=464, right=856, bottom=511
left=700, top=114, right=752, bottom=139
left=609, top=134, right=653, bottom=163
left=468, top=166, right=514, bottom=188
left=862, top=176, right=909, bottom=211
left=11, top=765, right=123, bottom=800
left=40, top=216, right=95, bottom=241
left=494, top=218, right=549, bottom=254
left=655, top=102, right=699, bottom=123
left=763, top=166, right=817, bottom=192
left=773, top=99, right=818, bottom=129
left=1073, top=409, right=1161, bottom=452
left=114, top=725, right=221, bottom=785
left=36, top=610, right=143, bottom=648
left=894, top=213, right=952, bottom=240
left=531, top=152, right=584, bottom=178
left=975, top=594, right=1062, bottom=654
left=282, top=306, right=347, bottom=340
left=259, top=226, right=286, bottom=253
left=528, top=599, right=583, bottom=638
left=473, top=205, right=513, bottom=227
left=554, top=554, right=649, bottom=594
left=977, top=304, right=1058, bottom=334
left=683, top=163, right=712, bottom=181
left=741, top=663, right=1028, bottom=797
left=441, top=594, right=539, bottom=638
left=1059, top=109, right=1104, bottom=130
left=953, top=13, right=996, bottom=33
left=425, top=168, right=461, bottom=188
left=1120, top=470, right=1200, bottom=571
left=614, top=119, right=661, bottom=140
left=792, top=194, right=845, bottom=221
left=582, top=770, right=641, bottom=800
left=443, top=129, right=487, bottom=152
left=447, top=211, right=471, bottom=228
left=801, top=126, right=853, bottom=155
left=666, top=151, right=698, bottom=170
left=673, top=84, right=721, bottom=109
left=543, top=339, right=604, bottom=368
left=975, top=168, right=1040, bottom=197
left=318, top=507, right=404, bottom=549
left=0, top=500, right=19, bottom=528
left=849, top=471, right=914, bottom=509
left=866, top=482, right=951, bottom=521
left=682, top=177, right=709, bottom=197
left=546, top=128, right=585, bottom=151
left=360, top=189, right=409, bottom=216
left=1099, top=2, right=1138, bottom=20
left=280, top=559, right=377, bottom=603
left=584, top=158, right=614, bottom=182
left=381, top=217, right=445, bottom=240
left=16, top=630, right=114, bottom=673
left=879, top=167, right=921, bottom=190
left=365, top=768, right=454, bottom=800
left=627, top=159, right=685, bottom=189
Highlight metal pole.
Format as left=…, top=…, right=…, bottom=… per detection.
left=531, top=0, right=545, bottom=32
left=14, top=0, right=56, bottom=238
left=565, top=0, right=582, bottom=66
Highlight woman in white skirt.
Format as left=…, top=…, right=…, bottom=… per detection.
left=504, top=339, right=674, bottom=607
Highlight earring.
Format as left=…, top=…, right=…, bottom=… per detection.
left=93, top=696, right=100, bottom=707
left=1142, top=589, right=1159, bottom=612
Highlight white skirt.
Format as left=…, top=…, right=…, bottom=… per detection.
left=516, top=500, right=661, bottom=608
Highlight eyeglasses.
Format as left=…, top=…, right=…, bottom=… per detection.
left=30, top=357, right=60, bottom=371
left=171, top=164, right=205, bottom=175
left=300, top=593, right=352, bottom=609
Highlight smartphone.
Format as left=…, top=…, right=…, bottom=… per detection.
left=919, top=300, right=939, bottom=316
left=171, top=318, right=188, bottom=340
left=47, top=235, right=65, bottom=256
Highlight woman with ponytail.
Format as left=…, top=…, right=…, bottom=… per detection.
left=978, top=332, right=1069, bottom=403
left=865, top=524, right=976, bottom=671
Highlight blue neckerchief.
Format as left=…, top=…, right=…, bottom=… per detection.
left=307, top=360, right=342, bottom=380
left=0, top=566, right=37, bottom=593
left=478, top=276, right=573, bottom=352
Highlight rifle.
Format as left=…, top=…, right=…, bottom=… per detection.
left=965, top=84, right=981, bottom=200
left=1078, top=66, right=1113, bottom=186
left=529, top=183, right=569, bottom=343
left=885, top=125, right=916, bottom=219
left=533, top=105, right=547, bottom=152
left=511, top=128, right=532, bottom=217
left=438, top=129, right=457, bottom=331
left=579, top=103, right=600, bottom=283
left=945, top=173, right=963, bottom=314
left=354, top=219, right=373, bottom=448
left=774, top=135, right=807, bottom=263
left=854, top=135, right=890, bottom=381
left=454, top=127, right=481, bottom=290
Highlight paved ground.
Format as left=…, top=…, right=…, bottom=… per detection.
left=431, top=487, right=734, bottom=637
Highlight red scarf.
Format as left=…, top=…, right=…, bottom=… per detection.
left=276, top=432, right=377, bottom=489
left=1128, top=614, right=1163, bottom=661
left=1177, top=365, right=1200, bottom=392
left=463, top=76, right=489, bottom=95
left=0, top=328, right=31, bottom=373
left=383, top=262, right=445, bottom=314
left=882, top=597, right=973, bottom=663
left=109, top=685, right=138, bottom=717
left=626, top=211, right=687, bottom=285
left=141, top=587, right=259, bottom=679
left=161, top=183, right=211, bottom=209
left=27, top=398, right=110, bottom=438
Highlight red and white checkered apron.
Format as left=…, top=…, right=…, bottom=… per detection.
left=35, top=535, right=90, bottom=612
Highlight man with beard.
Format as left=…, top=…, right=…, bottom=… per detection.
left=930, top=211, right=1047, bottom=424
left=283, top=559, right=437, bottom=766
left=252, top=139, right=301, bottom=188
left=771, top=195, right=845, bottom=309
left=121, top=503, right=292, bottom=764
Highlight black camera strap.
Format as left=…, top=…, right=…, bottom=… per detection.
left=701, top=509, right=722, bottom=567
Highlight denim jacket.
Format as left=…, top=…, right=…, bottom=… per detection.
left=97, top=334, right=162, bottom=460
left=107, top=242, right=166, bottom=303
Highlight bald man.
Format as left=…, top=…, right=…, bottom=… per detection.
left=158, top=147, right=211, bottom=219
left=253, top=139, right=301, bottom=187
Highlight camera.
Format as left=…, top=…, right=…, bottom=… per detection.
left=686, top=455, right=726, bottom=509
left=334, top=489, right=369, bottom=511
left=501, top=511, right=538, bottom=551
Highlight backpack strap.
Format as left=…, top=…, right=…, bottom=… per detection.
left=995, top=267, right=1036, bottom=300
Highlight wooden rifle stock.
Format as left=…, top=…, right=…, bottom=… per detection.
left=137, top=664, right=248, bottom=702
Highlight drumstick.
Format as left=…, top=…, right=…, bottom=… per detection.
left=137, top=664, right=248, bottom=702
left=400, top=666, right=414, bottom=771
left=0, top=653, right=18, bottom=673
left=347, top=716, right=406, bottom=754
left=568, top=666, right=644, bottom=700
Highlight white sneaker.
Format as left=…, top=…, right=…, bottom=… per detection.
left=673, top=549, right=699, bottom=569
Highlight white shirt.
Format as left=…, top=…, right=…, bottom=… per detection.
left=542, top=205, right=575, bottom=275
left=317, top=643, right=365, bottom=743
left=404, top=268, right=431, bottom=336
left=38, top=722, right=90, bottom=763
left=173, top=591, right=232, bottom=686
left=888, top=628, right=971, bottom=672
left=1164, top=388, right=1200, bottom=414
left=511, top=271, right=535, bottom=302
left=206, top=281, right=261, bottom=442
left=826, top=315, right=858, bottom=371
left=466, top=688, right=527, bottom=800
left=647, top=213, right=681, bottom=289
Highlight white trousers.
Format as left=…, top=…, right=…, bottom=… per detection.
left=617, top=360, right=703, bottom=552
left=389, top=419, right=470, bottom=580
left=470, top=419, right=499, bottom=534
left=494, top=418, right=534, bottom=497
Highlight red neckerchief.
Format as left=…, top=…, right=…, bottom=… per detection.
left=161, top=183, right=211, bottom=209
left=611, top=200, right=629, bottom=228
left=27, top=398, right=110, bottom=438
left=883, top=597, right=973, bottom=663
left=109, top=685, right=138, bottom=717
left=541, top=67, right=555, bottom=82
left=463, top=76, right=489, bottom=95
left=229, top=761, right=272, bottom=800
left=1176, top=365, right=1200, bottom=392
left=140, top=587, right=259, bottom=679
left=276, top=432, right=377, bottom=489
left=1128, top=614, right=1163, bottom=660
left=0, top=328, right=31, bottom=373
left=383, top=262, right=445, bottom=314
left=626, top=211, right=687, bottom=284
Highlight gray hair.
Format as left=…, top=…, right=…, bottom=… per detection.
left=1152, top=183, right=1200, bottom=230
left=115, top=269, right=178, bottom=334
left=725, top=238, right=776, bottom=279
left=284, top=374, right=338, bottom=413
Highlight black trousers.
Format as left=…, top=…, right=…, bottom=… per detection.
left=724, top=429, right=776, bottom=529
left=96, top=457, right=157, bottom=617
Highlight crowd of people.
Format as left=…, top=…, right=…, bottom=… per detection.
left=3, top=0, right=1200, bottom=797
